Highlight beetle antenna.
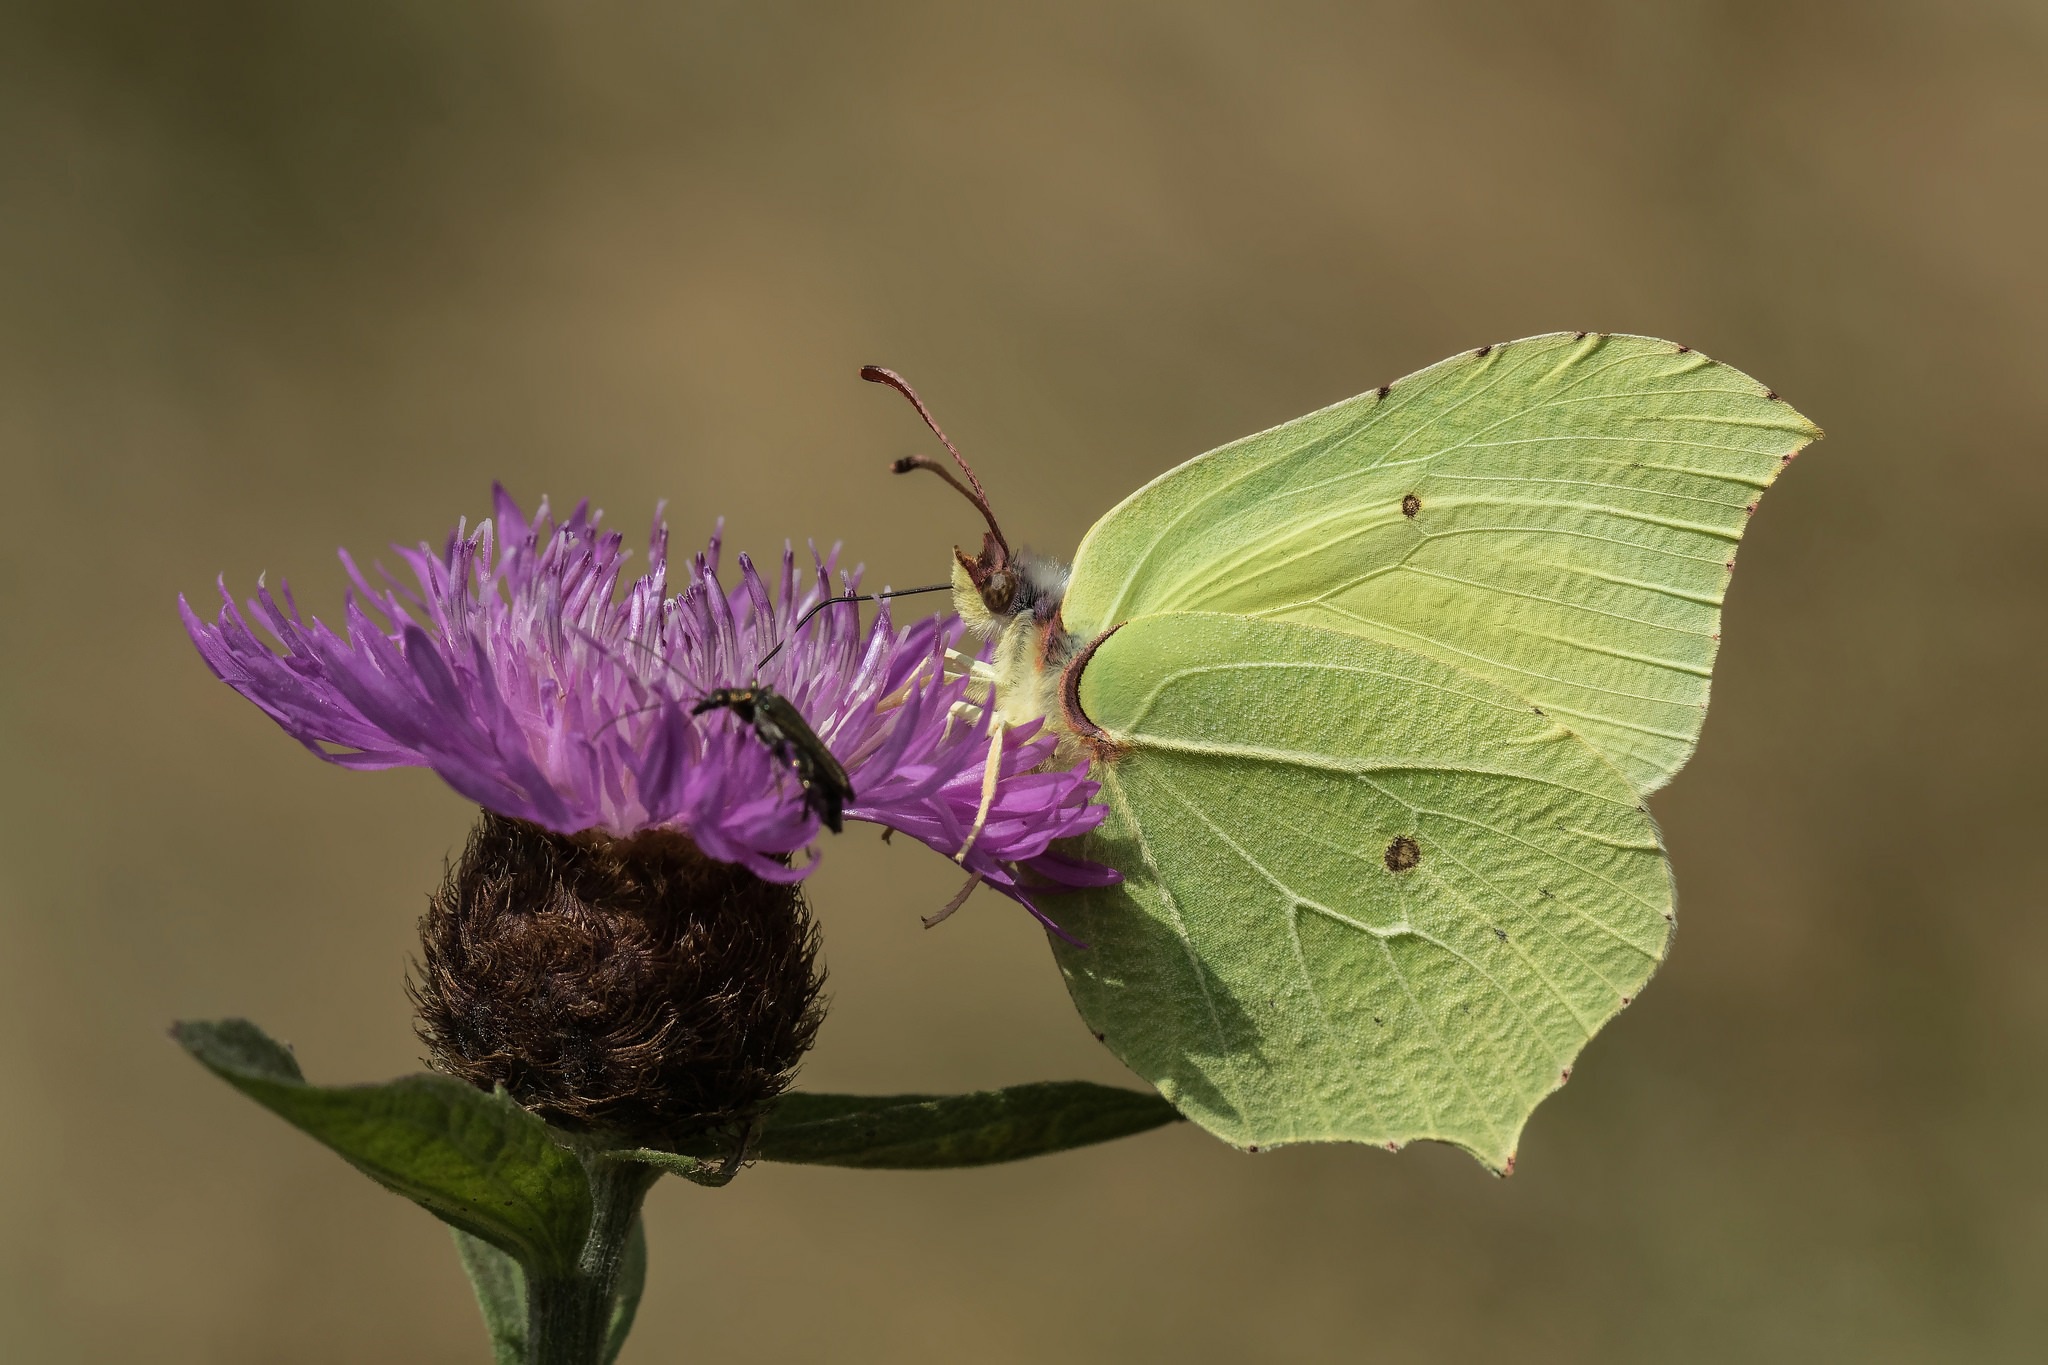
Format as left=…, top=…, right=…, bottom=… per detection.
left=860, top=365, right=1011, bottom=558
left=751, top=582, right=952, bottom=677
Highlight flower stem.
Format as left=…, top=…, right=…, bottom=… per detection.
left=526, top=1156, right=659, bottom=1365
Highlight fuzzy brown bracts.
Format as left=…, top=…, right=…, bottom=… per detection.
left=411, top=813, right=825, bottom=1142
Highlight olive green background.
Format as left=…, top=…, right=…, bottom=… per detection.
left=3, top=3, right=2044, bottom=1361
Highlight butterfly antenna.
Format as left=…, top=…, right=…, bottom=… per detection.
left=751, top=583, right=952, bottom=677
left=860, top=365, right=1011, bottom=558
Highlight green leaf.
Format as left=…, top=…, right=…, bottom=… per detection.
left=744, top=1082, right=1180, bottom=1168
left=602, top=1218, right=646, bottom=1365
left=173, top=1019, right=593, bottom=1275
left=452, top=1229, right=527, bottom=1365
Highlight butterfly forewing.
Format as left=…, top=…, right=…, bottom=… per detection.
left=1058, top=333, right=1820, bottom=793
left=1051, top=611, right=1671, bottom=1169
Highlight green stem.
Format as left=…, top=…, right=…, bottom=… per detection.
left=526, top=1156, right=659, bottom=1365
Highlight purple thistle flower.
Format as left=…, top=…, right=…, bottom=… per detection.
left=180, top=486, right=1114, bottom=931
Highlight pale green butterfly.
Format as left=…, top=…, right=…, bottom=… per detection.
left=867, top=333, right=1818, bottom=1173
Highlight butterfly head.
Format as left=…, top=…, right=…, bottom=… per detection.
left=949, top=538, right=1069, bottom=638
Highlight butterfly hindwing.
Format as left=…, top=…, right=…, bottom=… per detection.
left=1051, top=611, right=1671, bottom=1169
left=1059, top=333, right=1820, bottom=793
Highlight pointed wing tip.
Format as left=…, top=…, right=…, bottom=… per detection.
left=1766, top=392, right=1825, bottom=444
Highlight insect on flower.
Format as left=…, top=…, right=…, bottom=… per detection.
left=692, top=687, right=855, bottom=832
left=866, top=336, right=1819, bottom=1168
left=680, top=578, right=952, bottom=835
left=180, top=485, right=1117, bottom=931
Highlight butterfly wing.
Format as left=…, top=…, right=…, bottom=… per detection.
left=1059, top=333, right=1819, bottom=793
left=1053, top=611, right=1670, bottom=1169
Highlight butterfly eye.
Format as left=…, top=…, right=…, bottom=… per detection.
left=983, top=568, right=1020, bottom=617
left=955, top=545, right=1022, bottom=618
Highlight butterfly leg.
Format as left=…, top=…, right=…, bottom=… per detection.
left=922, top=872, right=982, bottom=929
left=878, top=651, right=995, bottom=719
left=954, top=714, right=1007, bottom=864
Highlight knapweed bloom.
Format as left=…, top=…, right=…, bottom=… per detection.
left=181, top=487, right=1113, bottom=1139
left=180, top=485, right=1111, bottom=919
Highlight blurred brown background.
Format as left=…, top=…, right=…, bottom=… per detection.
left=3, top=2, right=2045, bottom=1361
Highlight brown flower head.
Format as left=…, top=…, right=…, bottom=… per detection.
left=410, top=812, right=825, bottom=1144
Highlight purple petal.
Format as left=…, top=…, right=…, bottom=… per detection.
left=182, top=488, right=1119, bottom=914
